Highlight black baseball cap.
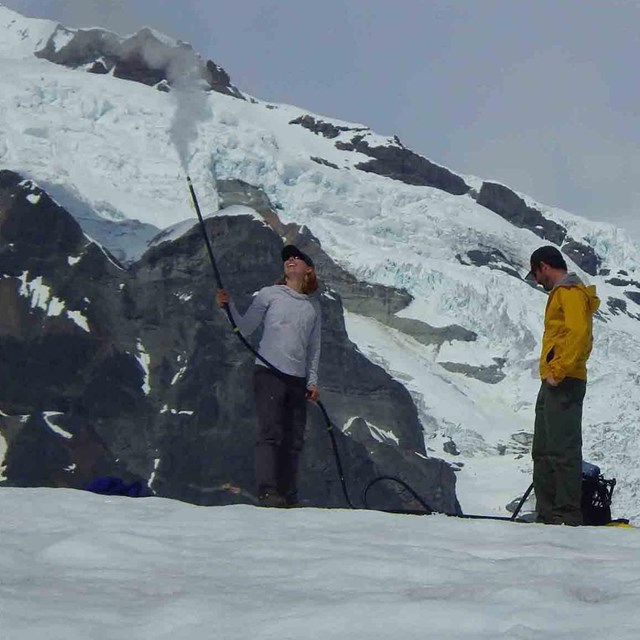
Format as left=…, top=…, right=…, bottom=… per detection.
left=282, top=244, right=314, bottom=268
left=525, top=245, right=567, bottom=280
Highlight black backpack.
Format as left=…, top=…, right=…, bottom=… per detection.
left=581, top=466, right=616, bottom=526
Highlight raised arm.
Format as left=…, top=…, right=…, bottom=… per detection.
left=217, top=288, right=270, bottom=337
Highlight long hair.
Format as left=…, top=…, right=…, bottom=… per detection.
left=276, top=267, right=319, bottom=295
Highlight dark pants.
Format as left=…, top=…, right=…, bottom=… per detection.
left=253, top=366, right=307, bottom=502
left=532, top=378, right=586, bottom=525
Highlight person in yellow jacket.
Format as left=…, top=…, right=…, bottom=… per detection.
left=527, top=245, right=600, bottom=525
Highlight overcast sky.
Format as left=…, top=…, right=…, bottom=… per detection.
left=4, top=0, right=639, bottom=241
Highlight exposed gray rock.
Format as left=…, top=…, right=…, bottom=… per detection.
left=497, top=431, right=534, bottom=459
left=388, top=317, right=476, bottom=346
left=475, top=182, right=602, bottom=275
left=35, top=26, right=244, bottom=99
left=343, top=419, right=460, bottom=512
left=360, top=447, right=461, bottom=514
left=500, top=431, right=535, bottom=458
left=443, top=439, right=460, bottom=456
left=624, top=291, right=640, bottom=307
left=289, top=116, right=469, bottom=195
left=562, top=239, right=601, bottom=276
left=607, top=277, right=640, bottom=289
left=0, top=170, right=459, bottom=513
left=607, top=297, right=626, bottom=314
left=289, top=115, right=366, bottom=139
left=606, top=294, right=640, bottom=321
left=217, top=178, right=276, bottom=219
left=343, top=417, right=376, bottom=443
left=476, top=182, right=567, bottom=245
left=439, top=360, right=506, bottom=384
left=204, top=59, right=242, bottom=98
left=310, top=156, right=340, bottom=170
left=510, top=431, right=534, bottom=448
left=606, top=297, right=640, bottom=321
left=457, top=248, right=523, bottom=280
left=336, top=135, right=470, bottom=195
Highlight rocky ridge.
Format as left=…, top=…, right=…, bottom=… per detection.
left=0, top=169, right=459, bottom=513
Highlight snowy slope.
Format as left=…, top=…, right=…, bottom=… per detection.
left=2, top=488, right=640, bottom=640
left=1, top=5, right=639, bottom=521
left=0, top=5, right=58, bottom=56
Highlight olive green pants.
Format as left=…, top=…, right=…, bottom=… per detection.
left=532, top=378, right=586, bottom=525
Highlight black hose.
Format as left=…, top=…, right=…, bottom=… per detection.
left=315, top=401, right=356, bottom=509
left=362, top=476, right=434, bottom=514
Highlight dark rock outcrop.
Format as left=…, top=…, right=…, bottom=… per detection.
left=561, top=240, right=601, bottom=277
left=475, top=182, right=602, bottom=275
left=289, top=115, right=366, bottom=139
left=443, top=439, right=461, bottom=456
left=387, top=317, right=477, bottom=346
left=35, top=26, right=244, bottom=98
left=607, top=297, right=627, bottom=315
left=604, top=295, right=639, bottom=321
left=439, top=360, right=506, bottom=384
left=336, top=135, right=470, bottom=195
left=310, top=156, right=340, bottom=170
left=624, top=291, right=640, bottom=306
left=0, top=170, right=459, bottom=513
left=289, top=116, right=470, bottom=195
left=476, top=182, right=567, bottom=245
left=457, top=248, right=522, bottom=280
left=607, top=277, right=640, bottom=289
left=217, top=179, right=276, bottom=218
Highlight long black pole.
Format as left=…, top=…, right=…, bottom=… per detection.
left=187, top=175, right=224, bottom=287
left=187, top=175, right=283, bottom=369
left=510, top=482, right=534, bottom=521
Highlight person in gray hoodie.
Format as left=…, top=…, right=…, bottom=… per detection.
left=216, top=245, right=321, bottom=507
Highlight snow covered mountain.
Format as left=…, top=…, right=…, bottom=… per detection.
left=1, top=5, right=639, bottom=521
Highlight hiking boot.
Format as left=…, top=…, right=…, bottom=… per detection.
left=258, top=490, right=287, bottom=508
left=535, top=514, right=563, bottom=525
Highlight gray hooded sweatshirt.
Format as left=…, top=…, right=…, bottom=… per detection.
left=229, top=285, right=321, bottom=387
left=553, top=271, right=584, bottom=290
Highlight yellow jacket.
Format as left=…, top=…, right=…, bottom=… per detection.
left=539, top=274, right=600, bottom=382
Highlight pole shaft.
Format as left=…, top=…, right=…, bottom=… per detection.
left=187, top=175, right=224, bottom=288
